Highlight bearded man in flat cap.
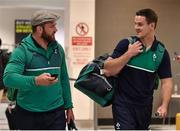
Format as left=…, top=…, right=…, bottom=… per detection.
left=3, top=10, right=74, bottom=130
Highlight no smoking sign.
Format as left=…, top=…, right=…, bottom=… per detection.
left=75, top=22, right=89, bottom=36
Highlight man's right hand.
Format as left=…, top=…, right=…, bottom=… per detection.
left=35, top=73, right=58, bottom=86
left=126, top=41, right=143, bottom=57
left=104, top=41, right=143, bottom=77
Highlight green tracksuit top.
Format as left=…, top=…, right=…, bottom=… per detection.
left=3, top=34, right=73, bottom=112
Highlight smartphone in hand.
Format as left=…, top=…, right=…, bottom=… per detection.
left=51, top=74, right=58, bottom=79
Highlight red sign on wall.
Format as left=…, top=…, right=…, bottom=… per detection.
left=72, top=37, right=92, bottom=46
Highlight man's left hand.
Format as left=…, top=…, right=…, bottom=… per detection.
left=66, top=108, right=75, bottom=124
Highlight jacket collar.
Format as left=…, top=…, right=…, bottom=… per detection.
left=135, top=36, right=158, bottom=51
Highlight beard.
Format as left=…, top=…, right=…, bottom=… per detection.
left=41, top=30, right=56, bottom=43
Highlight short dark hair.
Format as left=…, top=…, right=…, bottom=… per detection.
left=32, top=25, right=36, bottom=33
left=136, top=8, right=158, bottom=28
left=32, top=25, right=38, bottom=33
left=32, top=23, right=44, bottom=33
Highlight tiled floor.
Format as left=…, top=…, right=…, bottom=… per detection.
left=0, top=103, right=177, bottom=130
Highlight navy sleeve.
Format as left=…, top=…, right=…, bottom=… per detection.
left=157, top=49, right=172, bottom=79
left=111, top=39, right=129, bottom=58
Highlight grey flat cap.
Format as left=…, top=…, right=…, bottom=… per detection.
left=31, top=10, right=60, bottom=26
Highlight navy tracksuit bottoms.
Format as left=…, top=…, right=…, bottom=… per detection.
left=112, top=104, right=152, bottom=130
left=15, top=104, right=66, bottom=130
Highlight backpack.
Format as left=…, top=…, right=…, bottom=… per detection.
left=6, top=46, right=25, bottom=101
left=74, top=53, right=118, bottom=107
left=127, top=36, right=165, bottom=89
left=0, top=49, right=11, bottom=90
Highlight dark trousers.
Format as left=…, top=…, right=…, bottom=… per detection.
left=112, top=104, right=152, bottom=130
left=15, top=104, right=66, bottom=130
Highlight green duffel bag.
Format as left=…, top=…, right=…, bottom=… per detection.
left=74, top=54, right=118, bottom=107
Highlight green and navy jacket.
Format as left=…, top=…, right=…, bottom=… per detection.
left=111, top=36, right=172, bottom=106
left=3, top=34, right=73, bottom=112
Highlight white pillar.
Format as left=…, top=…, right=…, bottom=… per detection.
left=65, top=0, right=95, bottom=120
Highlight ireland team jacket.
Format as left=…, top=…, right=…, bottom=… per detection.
left=3, top=34, right=73, bottom=112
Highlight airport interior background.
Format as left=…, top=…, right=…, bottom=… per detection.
left=0, top=0, right=180, bottom=130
